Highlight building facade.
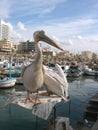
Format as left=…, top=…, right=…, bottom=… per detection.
left=0, top=20, right=10, bottom=40
left=81, top=51, right=93, bottom=59
left=18, top=40, right=35, bottom=53
left=0, top=39, right=14, bottom=52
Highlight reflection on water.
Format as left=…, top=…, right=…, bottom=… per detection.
left=0, top=76, right=98, bottom=130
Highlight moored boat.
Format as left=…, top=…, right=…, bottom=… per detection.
left=0, top=77, right=16, bottom=88
left=85, top=70, right=98, bottom=76
left=66, top=65, right=83, bottom=77
left=0, top=57, right=16, bottom=88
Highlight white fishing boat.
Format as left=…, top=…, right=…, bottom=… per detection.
left=2, top=59, right=30, bottom=77
left=0, top=77, right=16, bottom=88
left=85, top=69, right=98, bottom=76
left=0, top=58, right=8, bottom=68
left=3, top=68, right=21, bottom=77
left=83, top=66, right=98, bottom=76
left=0, top=57, right=16, bottom=88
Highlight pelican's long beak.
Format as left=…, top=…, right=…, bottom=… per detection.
left=41, top=34, right=64, bottom=51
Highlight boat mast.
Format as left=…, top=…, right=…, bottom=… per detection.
left=9, top=56, right=12, bottom=78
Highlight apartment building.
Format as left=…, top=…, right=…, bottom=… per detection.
left=18, top=40, right=35, bottom=53
left=0, top=39, right=14, bottom=52
left=0, top=19, right=10, bottom=40
left=81, top=51, right=93, bottom=59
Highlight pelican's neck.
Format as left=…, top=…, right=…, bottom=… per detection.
left=35, top=42, right=43, bottom=67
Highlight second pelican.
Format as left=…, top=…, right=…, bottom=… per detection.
left=43, top=64, right=69, bottom=101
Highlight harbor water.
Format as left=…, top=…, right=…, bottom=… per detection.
left=0, top=76, right=98, bottom=130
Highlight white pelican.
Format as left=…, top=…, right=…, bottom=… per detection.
left=43, top=64, right=68, bottom=101
left=22, top=30, right=63, bottom=103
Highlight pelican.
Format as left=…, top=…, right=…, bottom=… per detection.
left=43, top=63, right=68, bottom=101
left=22, top=30, right=63, bottom=103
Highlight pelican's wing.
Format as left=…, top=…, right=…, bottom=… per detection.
left=43, top=65, right=64, bottom=84
left=47, top=70, right=66, bottom=87
left=55, top=64, right=65, bottom=78
left=55, top=64, right=69, bottom=98
left=55, top=64, right=68, bottom=84
left=43, top=66, right=68, bottom=99
left=44, top=70, right=65, bottom=96
left=48, top=67, right=68, bottom=95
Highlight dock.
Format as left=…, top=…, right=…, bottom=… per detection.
left=0, top=91, right=70, bottom=120
left=83, top=93, right=98, bottom=130
left=84, top=93, right=98, bottom=122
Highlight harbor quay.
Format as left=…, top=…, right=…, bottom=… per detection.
left=0, top=51, right=98, bottom=69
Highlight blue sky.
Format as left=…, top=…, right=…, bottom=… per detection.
left=0, top=0, right=98, bottom=53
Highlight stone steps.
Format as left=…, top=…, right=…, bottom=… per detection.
left=83, top=93, right=98, bottom=122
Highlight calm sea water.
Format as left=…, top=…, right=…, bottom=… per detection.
left=0, top=76, right=98, bottom=130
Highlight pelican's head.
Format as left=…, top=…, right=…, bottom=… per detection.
left=33, top=30, right=64, bottom=51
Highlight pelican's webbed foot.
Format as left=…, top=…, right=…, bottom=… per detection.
left=25, top=98, right=33, bottom=103
left=32, top=98, right=41, bottom=104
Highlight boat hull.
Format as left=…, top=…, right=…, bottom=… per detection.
left=0, top=78, right=16, bottom=88
left=85, top=70, right=98, bottom=76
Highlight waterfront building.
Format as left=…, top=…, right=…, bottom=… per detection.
left=18, top=40, right=35, bottom=53
left=92, top=53, right=98, bottom=60
left=42, top=48, right=56, bottom=65
left=0, top=19, right=10, bottom=40
left=0, top=39, right=14, bottom=52
left=56, top=51, right=71, bottom=65
left=81, top=51, right=93, bottom=59
left=42, top=48, right=56, bottom=56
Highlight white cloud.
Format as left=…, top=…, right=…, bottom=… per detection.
left=8, top=22, right=26, bottom=43
left=0, top=0, right=66, bottom=19
left=8, top=22, right=13, bottom=32
left=76, top=36, right=83, bottom=40
left=17, top=21, right=27, bottom=31
left=10, top=30, right=22, bottom=43
left=28, top=18, right=97, bottom=42
left=52, top=35, right=61, bottom=42
left=68, top=40, right=73, bottom=45
left=64, top=35, right=98, bottom=53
